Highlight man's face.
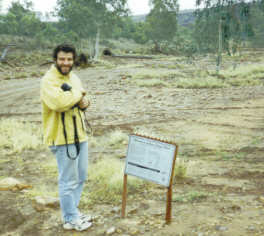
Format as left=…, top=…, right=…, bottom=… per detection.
left=55, top=51, right=74, bottom=75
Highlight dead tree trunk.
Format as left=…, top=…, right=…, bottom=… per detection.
left=0, top=44, right=16, bottom=62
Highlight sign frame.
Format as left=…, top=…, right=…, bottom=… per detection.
left=121, top=133, right=178, bottom=224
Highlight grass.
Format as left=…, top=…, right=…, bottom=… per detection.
left=127, top=61, right=264, bottom=89
left=216, top=150, right=247, bottom=160
left=132, top=69, right=182, bottom=80
left=84, top=157, right=147, bottom=204
left=24, top=187, right=58, bottom=199
left=173, top=76, right=225, bottom=89
left=173, top=191, right=212, bottom=203
left=89, top=129, right=128, bottom=151
left=135, top=78, right=168, bottom=87
left=93, top=59, right=116, bottom=69
left=129, top=69, right=183, bottom=88
left=40, top=157, right=57, bottom=177
left=173, top=157, right=196, bottom=180
left=107, top=130, right=128, bottom=149
left=173, top=158, right=188, bottom=179
left=0, top=118, right=44, bottom=154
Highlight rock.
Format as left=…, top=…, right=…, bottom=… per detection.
left=247, top=225, right=256, bottom=231
left=0, top=177, right=32, bottom=191
left=215, top=225, right=228, bottom=231
left=106, top=226, right=116, bottom=235
left=33, top=196, right=59, bottom=211
left=111, top=206, right=120, bottom=213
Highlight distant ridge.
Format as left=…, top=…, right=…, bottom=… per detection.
left=131, top=9, right=196, bottom=26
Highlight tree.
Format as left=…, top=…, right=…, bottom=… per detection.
left=145, top=0, right=178, bottom=53
left=1, top=1, right=42, bottom=37
left=0, top=0, right=2, bottom=14
left=56, top=0, right=128, bottom=59
left=195, top=0, right=254, bottom=54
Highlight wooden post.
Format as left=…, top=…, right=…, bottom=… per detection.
left=121, top=174, right=128, bottom=218
left=165, top=145, right=178, bottom=224
left=166, top=185, right=172, bottom=224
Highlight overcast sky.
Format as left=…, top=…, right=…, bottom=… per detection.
left=2, top=0, right=196, bottom=15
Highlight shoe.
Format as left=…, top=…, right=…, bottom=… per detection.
left=79, top=213, right=92, bottom=222
left=63, top=218, right=92, bottom=231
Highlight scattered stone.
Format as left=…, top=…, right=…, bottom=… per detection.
left=106, top=226, right=116, bottom=235
left=0, top=177, right=32, bottom=191
left=33, top=196, right=59, bottom=211
left=215, top=225, right=228, bottom=231
left=247, top=225, right=256, bottom=231
left=111, top=206, right=120, bottom=213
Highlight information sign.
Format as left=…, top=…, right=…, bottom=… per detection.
left=125, top=135, right=176, bottom=187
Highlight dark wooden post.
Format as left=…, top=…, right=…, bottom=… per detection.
left=121, top=174, right=128, bottom=218
left=165, top=145, right=178, bottom=224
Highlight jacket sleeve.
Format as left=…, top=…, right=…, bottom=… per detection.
left=41, top=76, right=82, bottom=112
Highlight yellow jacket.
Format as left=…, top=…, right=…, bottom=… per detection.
left=40, top=65, right=88, bottom=146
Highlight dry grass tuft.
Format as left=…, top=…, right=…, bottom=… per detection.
left=174, top=157, right=196, bottom=180
left=85, top=157, right=146, bottom=204
left=0, top=118, right=43, bottom=154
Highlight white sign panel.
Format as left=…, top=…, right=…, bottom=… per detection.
left=125, top=135, right=176, bottom=187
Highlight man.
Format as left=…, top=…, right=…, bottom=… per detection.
left=40, top=44, right=92, bottom=231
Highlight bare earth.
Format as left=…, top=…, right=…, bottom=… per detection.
left=1, top=56, right=264, bottom=236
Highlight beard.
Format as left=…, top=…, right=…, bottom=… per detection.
left=55, top=63, right=73, bottom=75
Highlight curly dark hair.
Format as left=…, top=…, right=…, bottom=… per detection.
left=53, top=44, right=77, bottom=61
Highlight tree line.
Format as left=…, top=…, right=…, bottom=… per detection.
left=0, top=0, right=264, bottom=57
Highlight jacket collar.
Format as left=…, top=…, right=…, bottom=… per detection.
left=50, top=64, right=71, bottom=80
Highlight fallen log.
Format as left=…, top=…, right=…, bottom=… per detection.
left=102, top=48, right=153, bottom=59
left=111, top=55, right=154, bottom=59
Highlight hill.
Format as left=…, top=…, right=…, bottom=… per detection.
left=131, top=9, right=196, bottom=26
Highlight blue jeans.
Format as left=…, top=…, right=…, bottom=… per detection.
left=50, top=141, right=88, bottom=222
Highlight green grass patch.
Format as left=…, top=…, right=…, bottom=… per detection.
left=173, top=191, right=212, bottom=203
left=85, top=158, right=147, bottom=204
left=129, top=62, right=264, bottom=89
left=217, top=64, right=264, bottom=86
left=132, top=69, right=182, bottom=80
left=89, top=130, right=128, bottom=150
left=173, top=76, right=225, bottom=89
left=216, top=150, right=246, bottom=160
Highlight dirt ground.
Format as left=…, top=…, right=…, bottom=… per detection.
left=1, top=55, right=264, bottom=236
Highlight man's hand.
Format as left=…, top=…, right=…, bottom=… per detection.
left=78, top=96, right=90, bottom=110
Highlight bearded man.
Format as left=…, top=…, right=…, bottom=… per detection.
left=40, top=44, right=92, bottom=231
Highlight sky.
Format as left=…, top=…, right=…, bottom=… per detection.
left=2, top=0, right=197, bottom=15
